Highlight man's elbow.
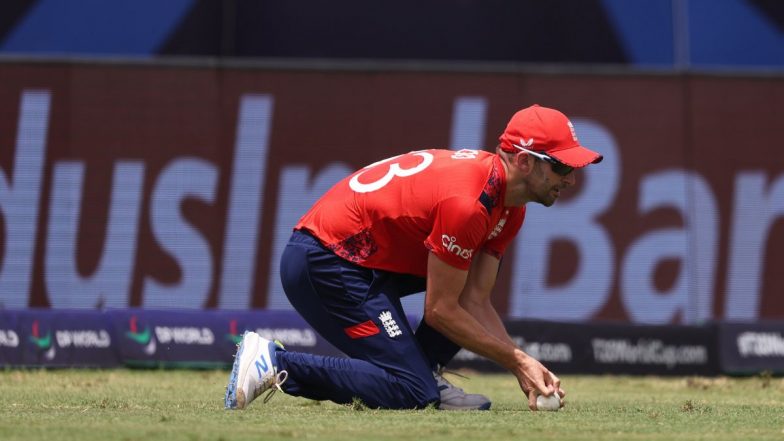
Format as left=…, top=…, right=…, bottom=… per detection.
left=423, top=304, right=449, bottom=332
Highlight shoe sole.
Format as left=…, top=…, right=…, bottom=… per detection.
left=225, top=332, right=260, bottom=410
left=438, top=401, right=492, bottom=411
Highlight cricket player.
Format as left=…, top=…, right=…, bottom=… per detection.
left=225, top=104, right=603, bottom=411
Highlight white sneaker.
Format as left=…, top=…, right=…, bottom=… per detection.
left=434, top=369, right=491, bottom=410
left=225, top=331, right=288, bottom=410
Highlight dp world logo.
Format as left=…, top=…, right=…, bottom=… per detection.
left=125, top=315, right=157, bottom=355
left=29, top=320, right=55, bottom=361
left=226, top=319, right=244, bottom=345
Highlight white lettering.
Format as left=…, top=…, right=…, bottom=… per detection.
left=441, top=235, right=473, bottom=259
left=255, top=328, right=318, bottom=346
left=0, top=91, right=50, bottom=308
left=621, top=171, right=717, bottom=323
left=0, top=330, right=19, bottom=347
left=143, top=159, right=217, bottom=308
left=349, top=151, right=433, bottom=193
left=46, top=161, right=144, bottom=308
left=510, top=119, right=619, bottom=320
left=451, top=149, right=479, bottom=159
left=519, top=339, right=573, bottom=362
left=454, top=339, right=572, bottom=363
left=592, top=338, right=708, bottom=368
left=55, top=330, right=111, bottom=348
left=219, top=95, right=273, bottom=309
left=726, top=173, right=784, bottom=320
left=154, top=326, right=214, bottom=345
left=737, top=332, right=784, bottom=357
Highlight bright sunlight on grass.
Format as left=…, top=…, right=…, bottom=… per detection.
left=1, top=369, right=783, bottom=441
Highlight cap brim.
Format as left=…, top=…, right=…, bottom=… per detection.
left=548, top=145, right=603, bottom=168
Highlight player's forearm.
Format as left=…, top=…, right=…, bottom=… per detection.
left=460, top=297, right=516, bottom=347
left=424, top=301, right=527, bottom=373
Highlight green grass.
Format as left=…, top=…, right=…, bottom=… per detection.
left=1, top=369, right=783, bottom=441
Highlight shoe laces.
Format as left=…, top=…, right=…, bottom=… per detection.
left=259, top=370, right=288, bottom=404
left=434, top=366, right=470, bottom=393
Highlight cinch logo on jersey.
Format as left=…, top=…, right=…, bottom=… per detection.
left=441, top=235, right=473, bottom=260
left=126, top=315, right=157, bottom=355
left=56, top=330, right=111, bottom=348
left=29, top=320, right=56, bottom=360
left=379, top=311, right=402, bottom=338
left=154, top=327, right=214, bottom=345
left=0, top=329, right=19, bottom=347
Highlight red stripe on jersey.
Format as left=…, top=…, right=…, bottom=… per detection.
left=344, top=320, right=380, bottom=339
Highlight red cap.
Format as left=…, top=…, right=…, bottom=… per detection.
left=498, top=104, right=603, bottom=167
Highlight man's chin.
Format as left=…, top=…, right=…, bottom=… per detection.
left=535, top=196, right=556, bottom=207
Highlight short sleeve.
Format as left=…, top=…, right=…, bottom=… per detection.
left=424, top=196, right=490, bottom=270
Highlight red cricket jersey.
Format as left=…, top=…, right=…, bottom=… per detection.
left=295, top=149, right=526, bottom=277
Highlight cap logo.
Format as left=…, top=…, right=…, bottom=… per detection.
left=567, top=121, right=578, bottom=142
left=518, top=137, right=534, bottom=147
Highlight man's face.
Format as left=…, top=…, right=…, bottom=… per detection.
left=526, top=159, right=576, bottom=207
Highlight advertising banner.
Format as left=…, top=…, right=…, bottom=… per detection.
left=452, top=319, right=720, bottom=376
left=718, top=322, right=784, bottom=375
left=109, top=309, right=343, bottom=368
left=0, top=61, right=783, bottom=324
left=0, top=309, right=119, bottom=367
left=0, top=311, right=22, bottom=365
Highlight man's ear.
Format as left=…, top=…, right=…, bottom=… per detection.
left=516, top=152, right=534, bottom=175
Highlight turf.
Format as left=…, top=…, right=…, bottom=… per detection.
left=1, top=369, right=782, bottom=441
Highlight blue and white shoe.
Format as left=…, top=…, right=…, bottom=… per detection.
left=225, top=331, right=288, bottom=410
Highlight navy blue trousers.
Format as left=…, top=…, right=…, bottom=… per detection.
left=276, top=230, right=461, bottom=409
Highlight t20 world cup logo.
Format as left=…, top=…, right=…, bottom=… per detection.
left=125, top=315, right=157, bottom=355
left=29, top=320, right=55, bottom=361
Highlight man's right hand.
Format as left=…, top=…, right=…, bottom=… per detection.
left=513, top=349, right=566, bottom=410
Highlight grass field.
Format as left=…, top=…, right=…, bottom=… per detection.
left=1, top=369, right=783, bottom=441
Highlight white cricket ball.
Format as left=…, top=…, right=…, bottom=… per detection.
left=535, top=392, right=561, bottom=411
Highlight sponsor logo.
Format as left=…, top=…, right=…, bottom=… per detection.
left=255, top=357, right=269, bottom=377
left=0, top=330, right=19, bottom=347
left=126, top=315, right=156, bottom=355
left=226, top=319, right=244, bottom=345
left=454, top=337, right=572, bottom=363
left=451, top=149, right=479, bottom=160
left=518, top=137, right=534, bottom=148
left=56, top=330, right=111, bottom=348
left=737, top=332, right=784, bottom=357
left=154, top=326, right=214, bottom=345
left=379, top=311, right=402, bottom=338
left=515, top=337, right=573, bottom=363
left=441, top=235, right=473, bottom=260
left=567, top=120, right=578, bottom=142
left=29, top=320, right=56, bottom=360
left=227, top=320, right=319, bottom=348
left=256, top=328, right=317, bottom=347
left=488, top=214, right=508, bottom=240
left=591, top=338, right=708, bottom=368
